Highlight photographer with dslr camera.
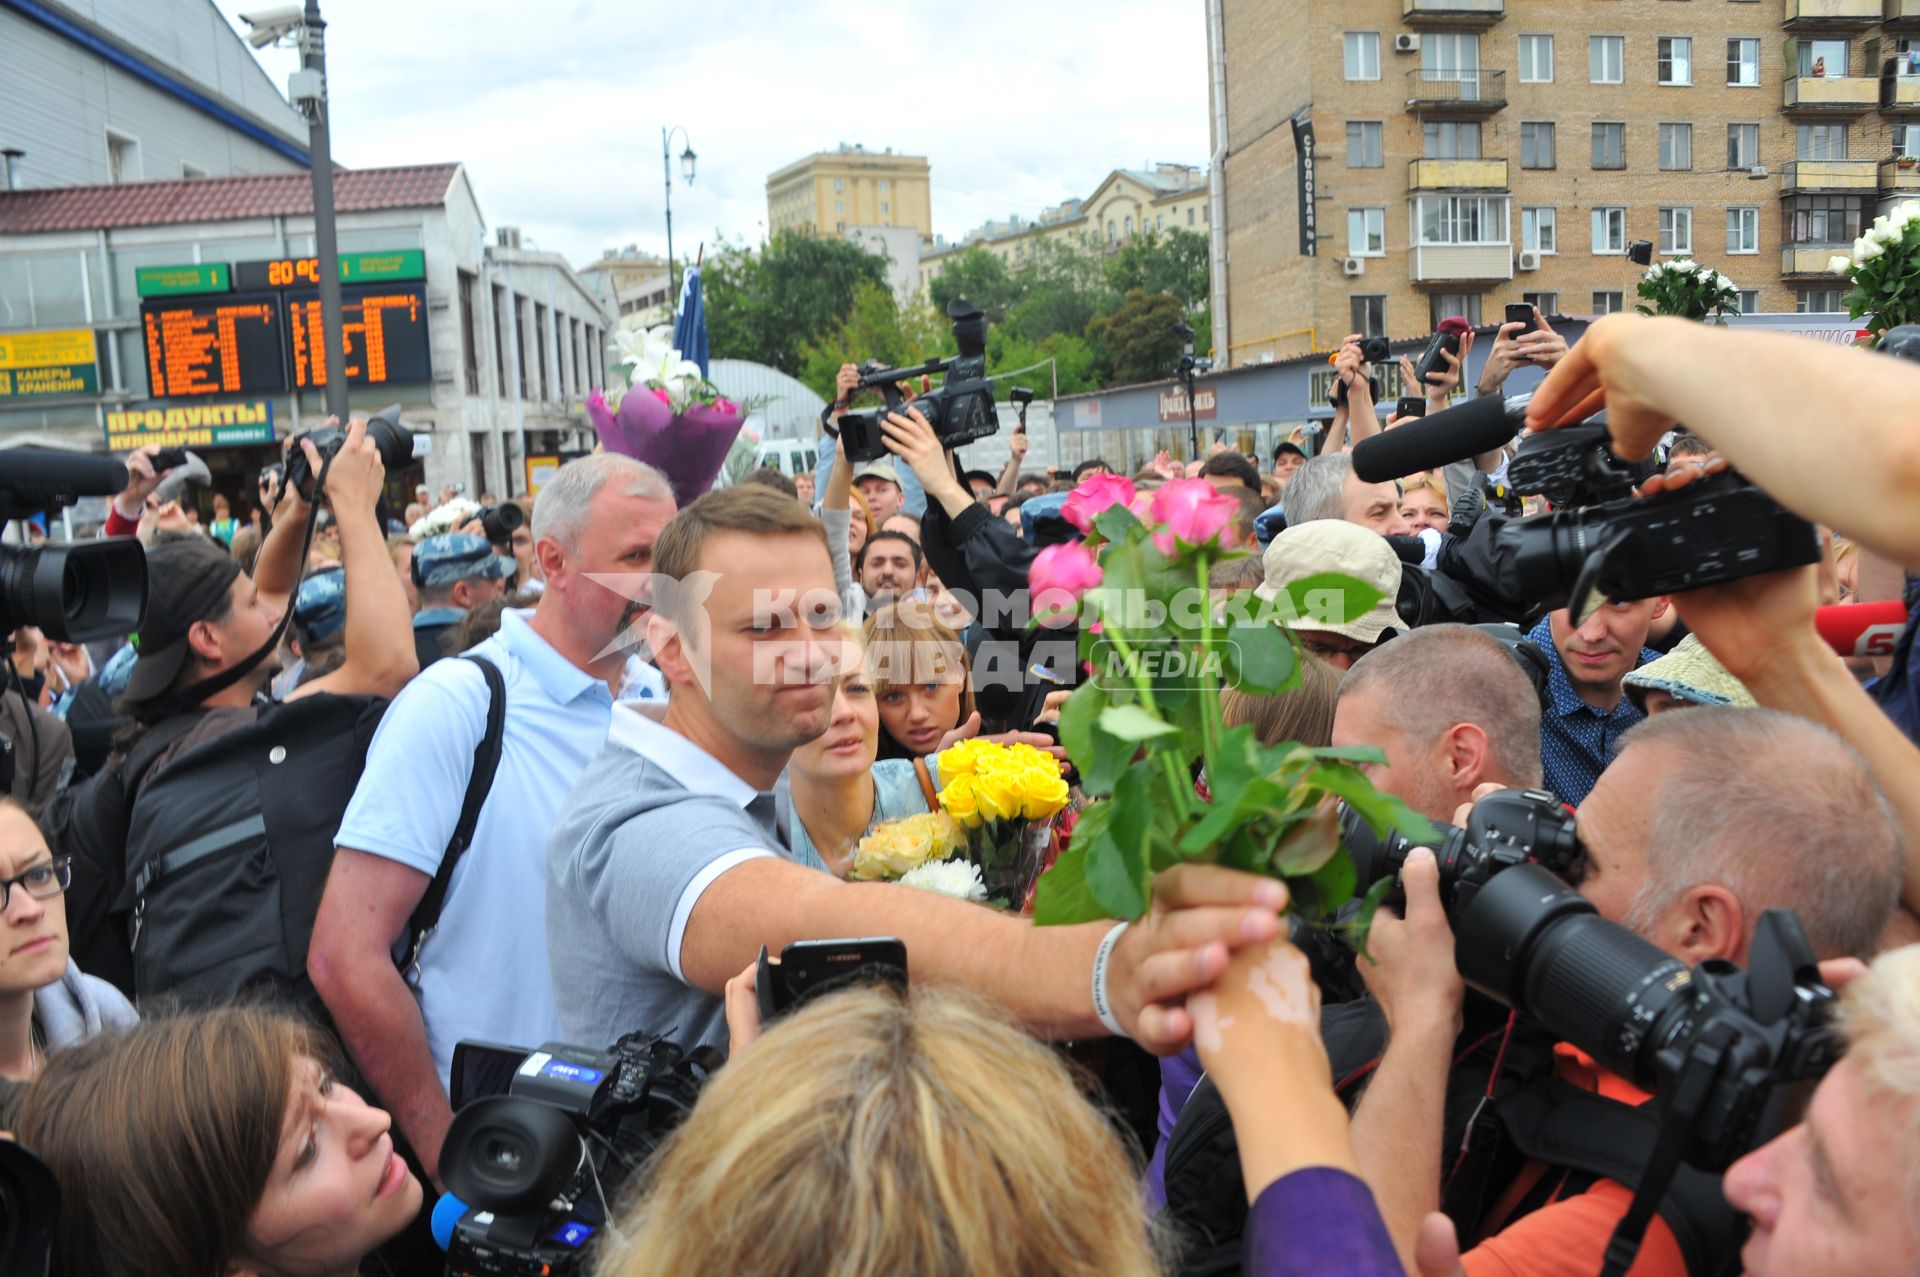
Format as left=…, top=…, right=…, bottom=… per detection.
left=41, top=416, right=417, bottom=998
left=1335, top=696, right=1899, bottom=1276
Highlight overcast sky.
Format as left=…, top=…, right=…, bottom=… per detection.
left=215, top=0, right=1209, bottom=269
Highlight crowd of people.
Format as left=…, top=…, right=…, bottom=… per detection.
left=0, top=310, right=1918, bottom=1277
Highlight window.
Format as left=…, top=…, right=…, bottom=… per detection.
left=1423, top=32, right=1481, bottom=82
left=1522, top=206, right=1557, bottom=253
left=534, top=303, right=550, bottom=401
left=180, top=162, right=208, bottom=179
left=1797, top=124, right=1848, bottom=160
left=1107, top=220, right=1117, bottom=243
left=1797, top=288, right=1845, bottom=312
left=1347, top=121, right=1384, bottom=167
left=1519, top=34, right=1553, bottom=83
left=1658, top=207, right=1693, bottom=255
left=1787, top=194, right=1865, bottom=244
left=1737, top=290, right=1761, bottom=314
left=880, top=178, right=890, bottom=191
left=1896, top=123, right=1920, bottom=157
left=1431, top=294, right=1483, bottom=327
left=1798, top=40, right=1847, bottom=78
left=1157, top=214, right=1166, bottom=230
left=459, top=270, right=482, bottom=395
left=1415, top=196, right=1510, bottom=245
left=492, top=284, right=511, bottom=395
left=1658, top=37, right=1692, bottom=85
left=881, top=202, right=890, bottom=216
left=105, top=129, right=140, bottom=184
left=1523, top=291, right=1559, bottom=315
left=1728, top=207, right=1760, bottom=254
left=1124, top=216, right=1133, bottom=236
left=1593, top=292, right=1626, bottom=315
left=834, top=178, right=844, bottom=192
left=1590, top=36, right=1624, bottom=84
left=1352, top=295, right=1387, bottom=338
left=1592, top=123, right=1626, bottom=169
left=1520, top=121, right=1556, bottom=169
left=1727, top=38, right=1759, bottom=86
left=1188, top=207, right=1196, bottom=225
left=1424, top=120, right=1483, bottom=160
left=1345, top=32, right=1381, bottom=80
left=1728, top=123, right=1761, bottom=169
left=1659, top=123, right=1692, bottom=171
left=513, top=295, right=529, bottom=399
left=1348, top=208, right=1386, bottom=256
left=1592, top=207, right=1628, bottom=253
left=835, top=201, right=844, bottom=214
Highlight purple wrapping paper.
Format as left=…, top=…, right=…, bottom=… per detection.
left=587, top=386, right=747, bottom=502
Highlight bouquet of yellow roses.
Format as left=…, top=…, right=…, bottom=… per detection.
left=848, top=739, right=1071, bottom=909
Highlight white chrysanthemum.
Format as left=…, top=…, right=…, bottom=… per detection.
left=409, top=498, right=481, bottom=540
left=1831, top=255, right=1853, bottom=275
left=897, top=857, right=989, bottom=902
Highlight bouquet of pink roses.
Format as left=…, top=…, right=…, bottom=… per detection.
left=586, top=325, right=746, bottom=501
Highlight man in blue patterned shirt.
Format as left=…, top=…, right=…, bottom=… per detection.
left=1527, top=599, right=1667, bottom=805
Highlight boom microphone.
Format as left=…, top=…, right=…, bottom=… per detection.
left=1352, top=394, right=1531, bottom=484
left=0, top=448, right=127, bottom=520
left=1815, top=599, right=1910, bottom=658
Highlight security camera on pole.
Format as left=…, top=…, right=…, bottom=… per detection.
left=240, top=3, right=350, bottom=421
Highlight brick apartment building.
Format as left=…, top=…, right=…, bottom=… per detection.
left=1207, top=0, right=1920, bottom=366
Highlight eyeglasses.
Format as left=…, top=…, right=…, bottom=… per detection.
left=1, top=857, right=72, bottom=911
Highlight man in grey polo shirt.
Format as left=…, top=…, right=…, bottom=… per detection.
left=547, top=476, right=1292, bottom=1059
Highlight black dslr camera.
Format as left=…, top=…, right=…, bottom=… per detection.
left=1496, top=424, right=1822, bottom=624
left=1456, top=863, right=1840, bottom=1275
left=476, top=502, right=523, bottom=549
left=1342, top=787, right=1580, bottom=918
left=282, top=403, right=416, bottom=501
left=440, top=1032, right=714, bottom=1276
left=0, top=451, right=147, bottom=643
left=839, top=297, right=998, bottom=463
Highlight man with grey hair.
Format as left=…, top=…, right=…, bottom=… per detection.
left=1331, top=623, right=1544, bottom=823
left=1348, top=704, right=1903, bottom=1271
left=311, top=451, right=676, bottom=1186
left=1282, top=452, right=1406, bottom=535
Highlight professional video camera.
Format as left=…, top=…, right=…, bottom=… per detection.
left=437, top=1031, right=716, bottom=1276
left=1455, top=863, right=1840, bottom=1276
left=1498, top=422, right=1822, bottom=623
left=1341, top=786, right=1579, bottom=917
left=0, top=450, right=147, bottom=643
left=839, top=297, right=998, bottom=463
left=282, top=403, right=416, bottom=501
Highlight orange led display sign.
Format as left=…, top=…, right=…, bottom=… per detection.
left=139, top=293, right=288, bottom=397
left=285, top=286, right=433, bottom=388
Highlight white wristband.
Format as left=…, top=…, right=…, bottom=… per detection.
left=1090, top=921, right=1130, bottom=1038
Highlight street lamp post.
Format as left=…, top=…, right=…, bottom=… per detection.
left=661, top=127, right=697, bottom=303
left=1172, top=321, right=1210, bottom=459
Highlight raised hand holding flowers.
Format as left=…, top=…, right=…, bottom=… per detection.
left=1829, top=201, right=1920, bottom=342
left=1636, top=260, right=1741, bottom=324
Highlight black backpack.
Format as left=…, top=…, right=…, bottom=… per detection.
left=112, top=656, right=505, bottom=1014
left=1159, top=996, right=1741, bottom=1277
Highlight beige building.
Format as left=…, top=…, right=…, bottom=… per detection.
left=916, top=164, right=1211, bottom=288
left=766, top=144, right=932, bottom=239
left=1208, top=0, right=1920, bottom=366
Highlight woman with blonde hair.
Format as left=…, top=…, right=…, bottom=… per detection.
left=1397, top=471, right=1450, bottom=533
left=1220, top=655, right=1341, bottom=749
left=598, top=985, right=1166, bottom=1277
left=865, top=600, right=976, bottom=760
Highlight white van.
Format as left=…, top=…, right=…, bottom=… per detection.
left=753, top=437, right=818, bottom=478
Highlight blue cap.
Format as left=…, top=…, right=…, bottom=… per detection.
left=293, top=568, right=347, bottom=642
left=413, top=534, right=511, bottom=591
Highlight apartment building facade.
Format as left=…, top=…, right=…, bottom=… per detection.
left=1210, top=0, right=1920, bottom=366
left=765, top=144, right=933, bottom=239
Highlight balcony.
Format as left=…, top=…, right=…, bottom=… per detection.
left=1408, top=157, right=1509, bottom=190
left=1411, top=244, right=1513, bottom=284
left=1402, top=0, right=1504, bottom=24
left=1784, top=0, right=1883, bottom=28
left=1883, top=156, right=1920, bottom=192
left=1883, top=70, right=1920, bottom=112
left=1782, top=158, right=1883, bottom=191
left=1784, top=76, right=1880, bottom=113
left=1889, top=0, right=1920, bottom=31
left=1405, top=68, right=1507, bottom=113
left=1782, top=245, right=1852, bottom=279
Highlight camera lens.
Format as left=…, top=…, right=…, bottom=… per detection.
left=0, top=541, right=148, bottom=644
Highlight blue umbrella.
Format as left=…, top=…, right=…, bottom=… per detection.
left=672, top=255, right=710, bottom=381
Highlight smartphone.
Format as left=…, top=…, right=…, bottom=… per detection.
left=1505, top=303, right=1538, bottom=335
left=756, top=938, right=909, bottom=1023
left=1395, top=396, right=1428, bottom=420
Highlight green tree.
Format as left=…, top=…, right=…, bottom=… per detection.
left=1003, top=235, right=1118, bottom=345
left=1105, top=228, right=1210, bottom=313
left=1086, top=290, right=1189, bottom=387
left=927, top=246, right=1023, bottom=325
left=796, top=281, right=953, bottom=401
left=704, top=231, right=890, bottom=377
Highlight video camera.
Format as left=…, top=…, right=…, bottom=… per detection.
left=0, top=450, right=147, bottom=643
left=1498, top=423, right=1822, bottom=623
left=438, top=1031, right=715, bottom=1276
left=839, top=298, right=998, bottom=463
left=282, top=403, right=416, bottom=502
